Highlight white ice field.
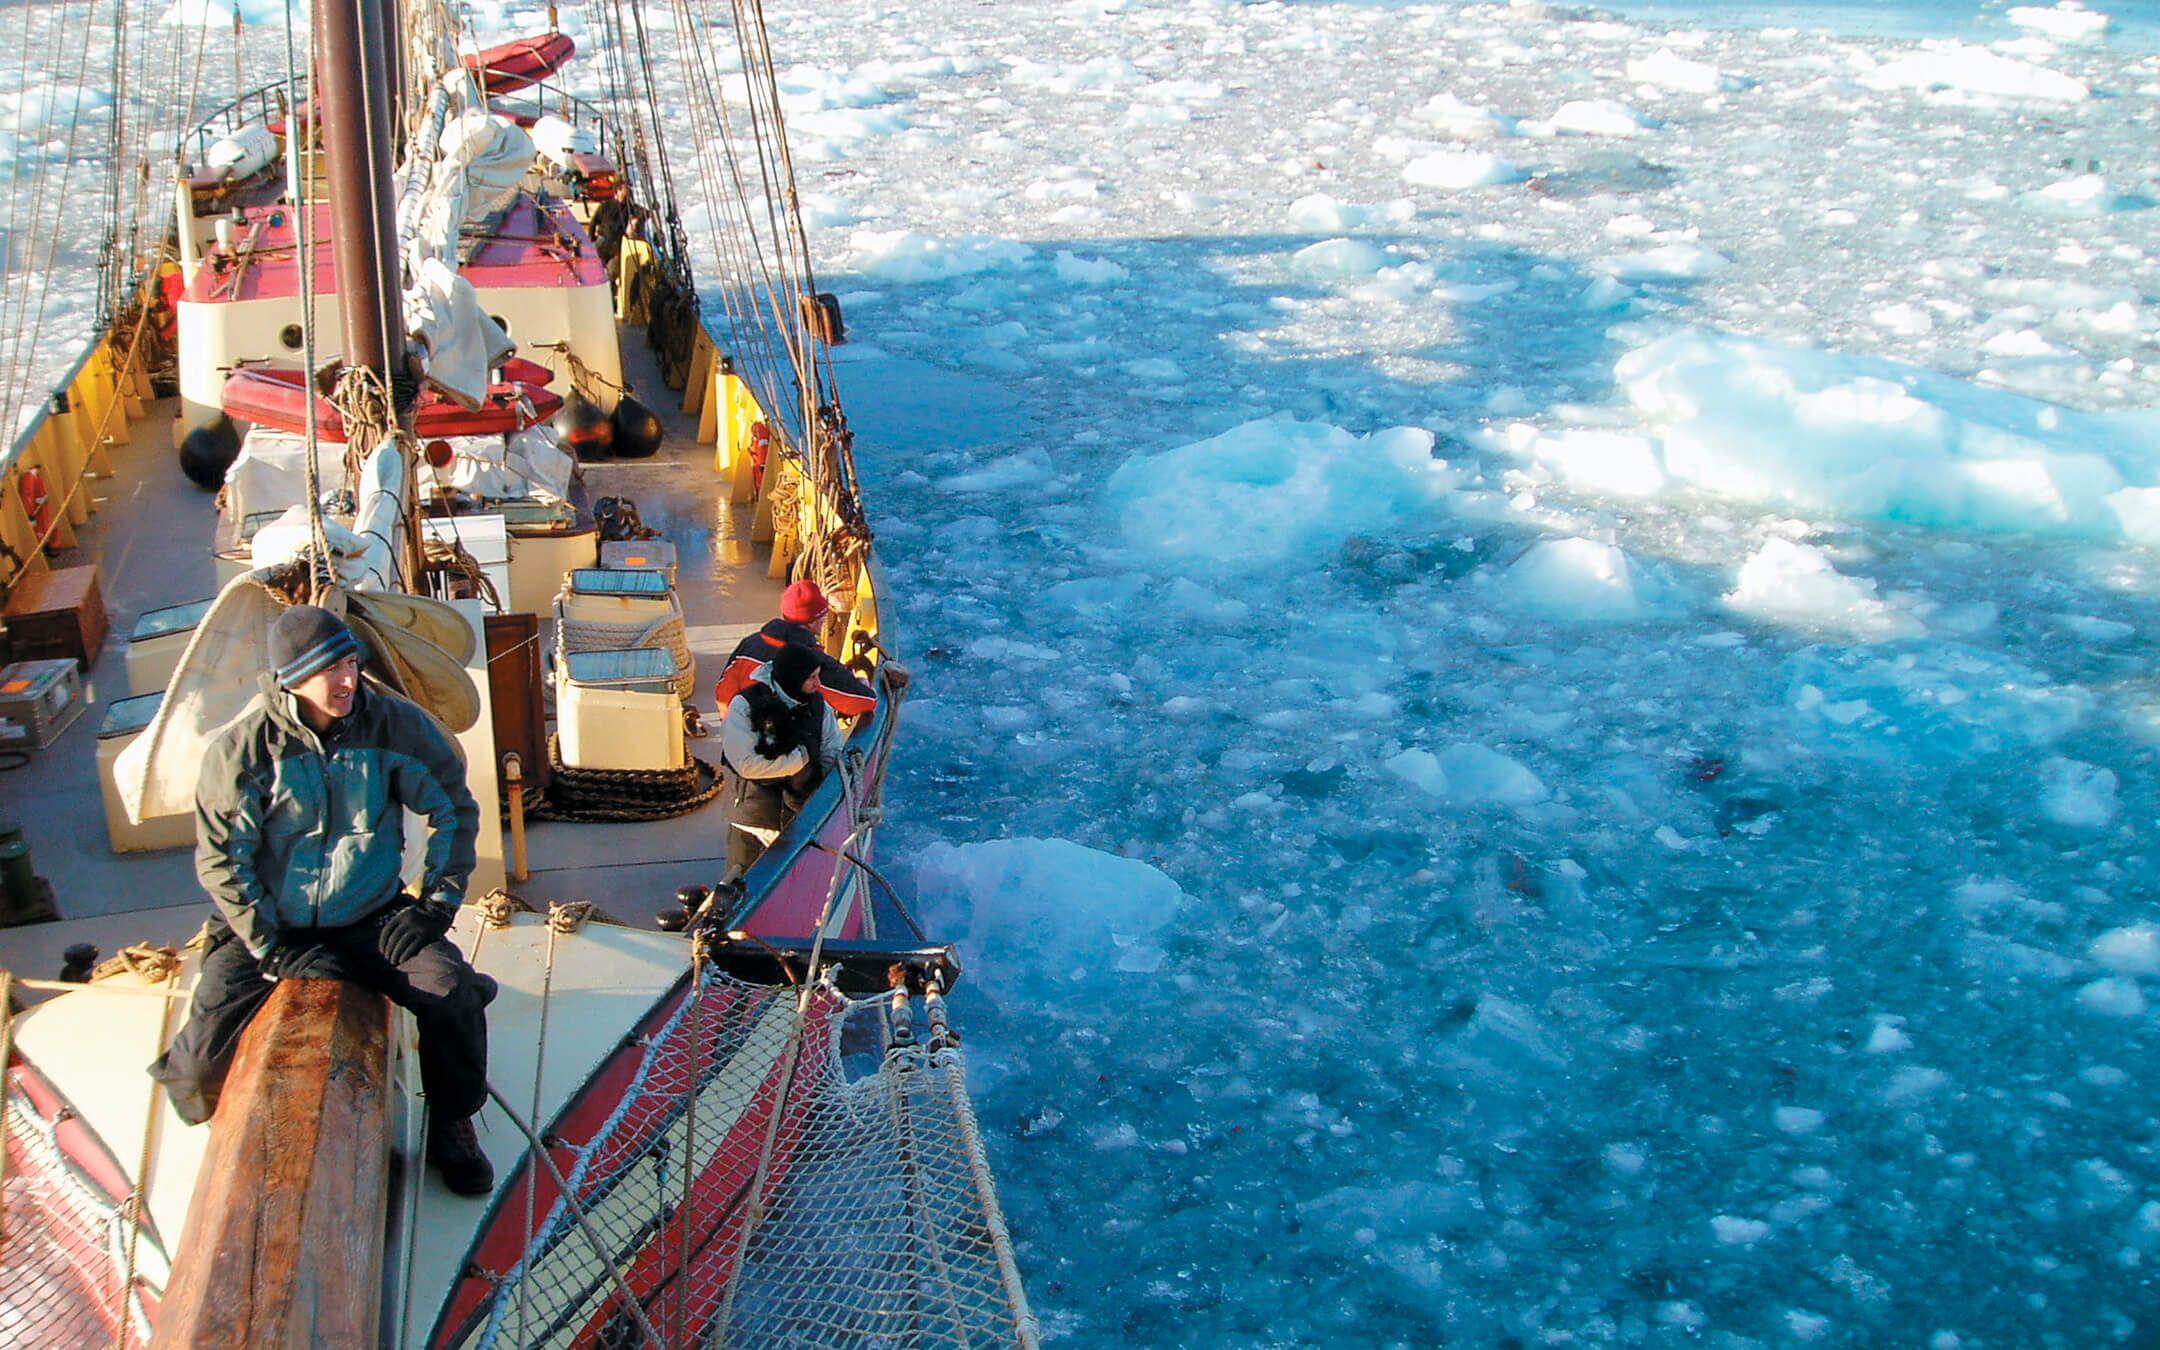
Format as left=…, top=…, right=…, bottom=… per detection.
left=12, top=0, right=2160, bottom=1344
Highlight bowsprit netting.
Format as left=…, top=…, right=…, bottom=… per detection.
left=0, top=1082, right=156, bottom=1348
left=449, top=969, right=1035, bottom=1349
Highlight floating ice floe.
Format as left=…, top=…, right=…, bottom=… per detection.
left=1610, top=329, right=2160, bottom=540
left=1386, top=743, right=1548, bottom=807
left=1725, top=539, right=1920, bottom=642
left=1006, top=55, right=1142, bottom=96
left=2017, top=173, right=2149, bottom=217
left=2038, top=756, right=2120, bottom=828
left=1402, top=149, right=1527, bottom=190
left=2007, top=3, right=2113, bottom=41
left=1785, top=643, right=2089, bottom=763
left=1412, top=92, right=1519, bottom=140
left=1289, top=238, right=1392, bottom=280
left=2091, top=924, right=2160, bottom=976
left=846, top=229, right=1031, bottom=282
left=913, top=838, right=1186, bottom=998
left=1546, top=99, right=1660, bottom=137
left=1052, top=251, right=1128, bottom=285
left=1627, top=49, right=1749, bottom=95
left=788, top=107, right=912, bottom=160
left=1593, top=243, right=1730, bottom=283
left=1500, top=537, right=1648, bottom=621
left=2076, top=977, right=2147, bottom=1018
left=1860, top=45, right=2090, bottom=101
left=1107, top=417, right=1452, bottom=569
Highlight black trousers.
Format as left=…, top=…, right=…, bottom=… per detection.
left=148, top=909, right=493, bottom=1128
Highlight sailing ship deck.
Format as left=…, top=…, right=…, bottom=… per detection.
left=0, top=322, right=779, bottom=983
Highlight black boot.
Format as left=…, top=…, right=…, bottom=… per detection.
left=428, top=1112, right=495, bottom=1197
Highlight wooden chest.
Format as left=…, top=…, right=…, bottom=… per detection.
left=3, top=564, right=108, bottom=671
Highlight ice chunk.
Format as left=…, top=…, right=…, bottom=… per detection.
left=1882, top=1064, right=1947, bottom=1102
left=1402, top=150, right=1526, bottom=190
left=1603, top=1143, right=1648, bottom=1177
left=2019, top=174, right=2143, bottom=218
left=913, top=839, right=1184, bottom=1003
left=1627, top=49, right=1745, bottom=94
left=789, top=106, right=911, bottom=159
left=1549, top=99, right=1659, bottom=137
left=1107, top=417, right=1451, bottom=570
left=1503, top=427, right=1667, bottom=498
left=1712, top=1215, right=1771, bottom=1245
left=1775, top=1106, right=1826, bottom=1135
left=2091, top=924, right=2160, bottom=976
left=1384, top=748, right=1450, bottom=797
left=848, top=229, right=1031, bottom=282
left=1593, top=244, right=1730, bottom=283
left=2037, top=757, right=2120, bottom=828
left=1435, top=743, right=1548, bottom=806
left=1864, top=1015, right=1912, bottom=1054
left=2076, top=977, right=2147, bottom=1017
left=1285, top=194, right=1373, bottom=231
left=1052, top=251, right=1129, bottom=285
left=1007, top=55, right=1142, bottom=95
left=1412, top=92, right=1518, bottom=140
left=2007, top=3, right=2113, bottom=41
left=1861, top=46, right=2089, bottom=101
left=1290, top=238, right=1392, bottom=280
left=1725, top=539, right=1919, bottom=641
left=1501, top=537, right=1646, bottom=621
left=1618, top=329, right=2160, bottom=538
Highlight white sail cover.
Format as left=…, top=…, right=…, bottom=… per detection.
left=404, top=257, right=513, bottom=410
left=399, top=107, right=530, bottom=407
left=418, top=425, right=576, bottom=501
left=402, top=112, right=534, bottom=271
left=119, top=443, right=406, bottom=823
left=222, top=427, right=345, bottom=524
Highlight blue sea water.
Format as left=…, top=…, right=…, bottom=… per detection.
left=782, top=0, right=2160, bottom=1341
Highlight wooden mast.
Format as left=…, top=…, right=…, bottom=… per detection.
left=151, top=0, right=409, bottom=1342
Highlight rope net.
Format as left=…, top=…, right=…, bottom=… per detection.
left=445, top=970, right=1032, bottom=1349
left=0, top=1083, right=150, bottom=1348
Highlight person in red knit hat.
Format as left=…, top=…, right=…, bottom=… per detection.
left=712, top=578, right=888, bottom=719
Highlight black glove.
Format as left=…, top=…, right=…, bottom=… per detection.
left=258, top=941, right=350, bottom=983
left=378, top=898, right=457, bottom=966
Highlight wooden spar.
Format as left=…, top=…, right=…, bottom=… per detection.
left=149, top=981, right=392, bottom=1349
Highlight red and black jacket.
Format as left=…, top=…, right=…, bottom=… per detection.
left=713, top=619, right=878, bottom=718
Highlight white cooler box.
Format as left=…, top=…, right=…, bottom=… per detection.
left=126, top=597, right=215, bottom=697
left=557, top=647, right=684, bottom=772
left=554, top=568, right=694, bottom=699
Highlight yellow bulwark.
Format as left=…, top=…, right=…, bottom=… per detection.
left=0, top=329, right=145, bottom=606
left=684, top=318, right=887, bottom=674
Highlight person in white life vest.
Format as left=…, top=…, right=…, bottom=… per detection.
left=718, top=642, right=840, bottom=881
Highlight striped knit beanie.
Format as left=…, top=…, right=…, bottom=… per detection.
left=269, top=604, right=361, bottom=688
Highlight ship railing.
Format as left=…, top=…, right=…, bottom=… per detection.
left=179, top=76, right=629, bottom=174
left=0, top=326, right=151, bottom=605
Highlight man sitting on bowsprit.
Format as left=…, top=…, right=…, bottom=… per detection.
left=713, top=579, right=877, bottom=719
left=718, top=643, right=840, bottom=881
